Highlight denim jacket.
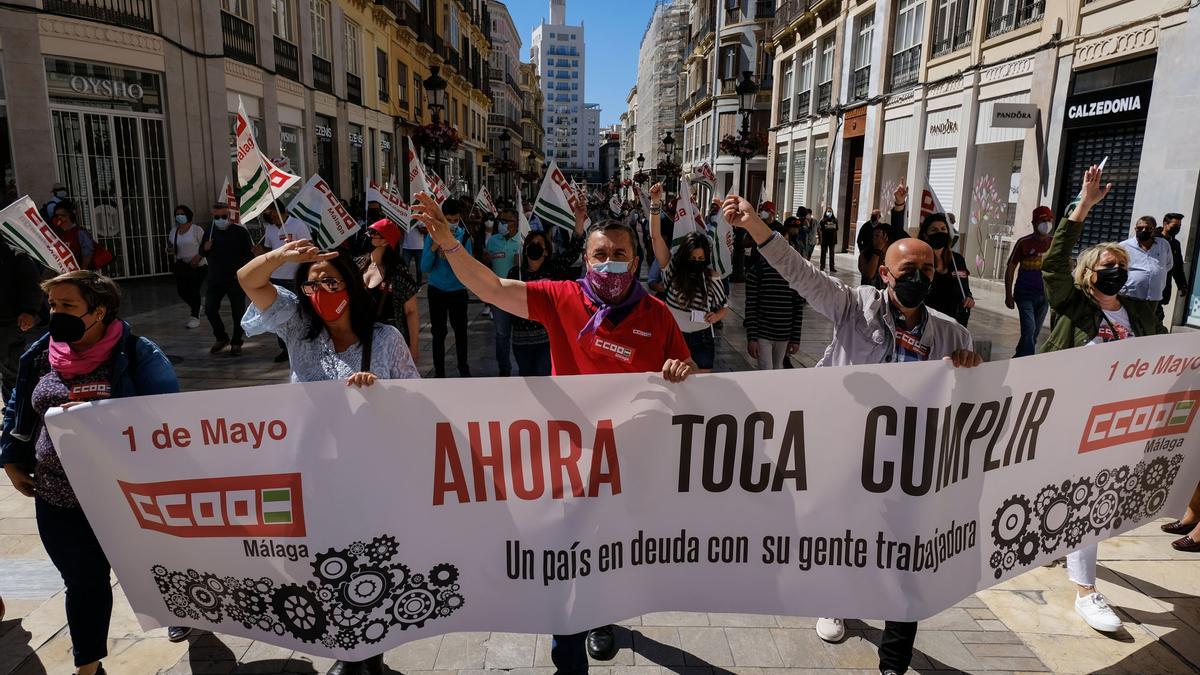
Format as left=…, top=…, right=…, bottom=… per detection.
left=0, top=321, right=179, bottom=467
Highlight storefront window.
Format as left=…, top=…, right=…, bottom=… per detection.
left=315, top=114, right=336, bottom=195
left=380, top=131, right=393, bottom=187
left=348, top=123, right=364, bottom=206
left=279, top=124, right=303, bottom=202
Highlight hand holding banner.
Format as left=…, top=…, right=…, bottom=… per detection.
left=0, top=195, right=79, bottom=272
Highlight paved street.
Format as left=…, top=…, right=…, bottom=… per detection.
left=1, top=254, right=1197, bottom=674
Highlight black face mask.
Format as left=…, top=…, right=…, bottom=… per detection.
left=687, top=259, right=709, bottom=275
left=890, top=270, right=932, bottom=309
left=1093, top=266, right=1128, bottom=296
left=48, top=311, right=97, bottom=344
left=926, top=232, right=950, bottom=250
left=1135, top=228, right=1154, bottom=242
left=525, top=243, right=545, bottom=261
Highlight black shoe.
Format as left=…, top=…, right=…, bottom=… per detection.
left=167, top=625, right=193, bottom=642
left=273, top=350, right=289, bottom=363
left=209, top=340, right=229, bottom=354
left=230, top=345, right=242, bottom=356
left=362, top=654, right=384, bottom=675
left=499, top=370, right=511, bottom=377
left=326, top=660, right=362, bottom=675
left=586, top=625, right=618, bottom=661
left=458, top=368, right=472, bottom=378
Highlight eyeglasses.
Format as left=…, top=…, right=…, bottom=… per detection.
left=367, top=230, right=384, bottom=238
left=300, top=277, right=345, bottom=295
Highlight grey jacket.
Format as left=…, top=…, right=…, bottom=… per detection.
left=757, top=233, right=973, bottom=367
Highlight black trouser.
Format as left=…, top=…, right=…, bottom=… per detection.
left=37, top=498, right=113, bottom=667
left=820, top=232, right=838, bottom=271
left=879, top=621, right=918, bottom=673
left=428, top=286, right=469, bottom=377
left=173, top=260, right=207, bottom=318
left=551, top=630, right=589, bottom=674
left=205, top=272, right=246, bottom=346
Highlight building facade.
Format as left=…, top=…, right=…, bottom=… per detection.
left=530, top=0, right=596, bottom=174
left=680, top=0, right=775, bottom=201
left=519, top=61, right=546, bottom=201
left=486, top=0, right=522, bottom=201
left=620, top=86, right=638, bottom=182
left=767, top=0, right=1199, bottom=328
left=634, top=0, right=689, bottom=169
left=0, top=0, right=492, bottom=278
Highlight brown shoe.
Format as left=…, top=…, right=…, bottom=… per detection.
left=1161, top=520, right=1195, bottom=535
left=1171, top=535, right=1200, bottom=552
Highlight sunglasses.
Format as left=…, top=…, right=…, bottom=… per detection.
left=300, top=277, right=345, bottom=295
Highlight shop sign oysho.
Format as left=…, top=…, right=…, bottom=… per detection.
left=69, top=76, right=144, bottom=101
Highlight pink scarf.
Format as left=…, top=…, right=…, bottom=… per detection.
left=49, top=320, right=124, bottom=378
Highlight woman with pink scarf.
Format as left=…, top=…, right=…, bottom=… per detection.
left=1, top=271, right=178, bottom=675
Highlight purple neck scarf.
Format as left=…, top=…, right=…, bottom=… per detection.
left=575, top=276, right=648, bottom=340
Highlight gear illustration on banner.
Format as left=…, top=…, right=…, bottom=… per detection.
left=985, top=453, right=1183, bottom=578
left=150, top=533, right=465, bottom=649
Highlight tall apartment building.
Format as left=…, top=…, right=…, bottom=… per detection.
left=679, top=0, right=775, bottom=199
left=0, top=0, right=493, bottom=278
left=767, top=0, right=1200, bottom=329
left=487, top=0, right=523, bottom=200
left=635, top=0, right=689, bottom=169
left=530, top=0, right=597, bottom=175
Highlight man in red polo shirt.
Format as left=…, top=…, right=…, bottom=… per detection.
left=411, top=192, right=695, bottom=672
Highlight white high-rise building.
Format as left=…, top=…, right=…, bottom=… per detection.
left=530, top=0, right=598, bottom=175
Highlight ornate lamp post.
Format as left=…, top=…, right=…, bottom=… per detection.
left=735, top=70, right=758, bottom=197
left=422, top=66, right=448, bottom=176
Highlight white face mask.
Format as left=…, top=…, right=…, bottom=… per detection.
left=759, top=211, right=770, bottom=219
left=54, top=190, right=68, bottom=199
left=1035, top=220, right=1052, bottom=235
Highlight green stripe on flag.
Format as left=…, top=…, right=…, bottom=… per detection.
left=2, top=221, right=54, bottom=268
left=1169, top=400, right=1194, bottom=426
left=537, top=199, right=574, bottom=221
left=236, top=167, right=264, bottom=198
left=533, top=204, right=574, bottom=232
left=262, top=489, right=291, bottom=502
left=239, top=178, right=272, bottom=215
left=294, top=203, right=330, bottom=248
left=263, top=511, right=292, bottom=523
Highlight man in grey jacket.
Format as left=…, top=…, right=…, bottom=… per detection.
left=722, top=194, right=980, bottom=675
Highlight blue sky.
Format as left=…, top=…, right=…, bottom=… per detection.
left=504, top=0, right=657, bottom=127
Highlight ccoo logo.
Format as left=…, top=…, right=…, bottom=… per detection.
left=119, top=473, right=306, bottom=538
left=1079, top=391, right=1198, bottom=453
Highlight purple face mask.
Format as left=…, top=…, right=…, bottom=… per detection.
left=585, top=260, right=635, bottom=303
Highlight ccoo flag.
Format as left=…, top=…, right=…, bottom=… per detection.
left=670, top=179, right=706, bottom=250
left=234, top=97, right=300, bottom=223
left=216, top=177, right=242, bottom=225
left=474, top=186, right=498, bottom=217
left=0, top=195, right=79, bottom=273
left=288, top=175, right=360, bottom=250
left=533, top=161, right=582, bottom=233
left=367, top=180, right=411, bottom=231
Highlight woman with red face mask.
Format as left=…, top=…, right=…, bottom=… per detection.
left=237, top=241, right=417, bottom=674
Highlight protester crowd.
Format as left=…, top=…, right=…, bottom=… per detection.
left=1, top=164, right=1197, bottom=675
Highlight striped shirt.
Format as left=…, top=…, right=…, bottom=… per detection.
left=745, top=244, right=805, bottom=342
left=661, top=259, right=728, bottom=333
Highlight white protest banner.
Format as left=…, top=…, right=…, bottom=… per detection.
left=475, top=186, right=498, bottom=217
left=694, top=163, right=716, bottom=191
left=217, top=177, right=242, bottom=225
left=47, top=334, right=1200, bottom=661
left=534, top=161, right=582, bottom=232
left=234, top=98, right=300, bottom=223
left=671, top=179, right=705, bottom=250
left=0, top=195, right=78, bottom=272
left=514, top=188, right=531, bottom=239
left=632, top=183, right=652, bottom=219
left=405, top=142, right=433, bottom=200
left=287, top=175, right=359, bottom=249
left=920, top=187, right=947, bottom=221
left=609, top=192, right=622, bottom=216
left=712, top=208, right=735, bottom=279
left=428, top=170, right=450, bottom=205
left=367, top=180, right=411, bottom=231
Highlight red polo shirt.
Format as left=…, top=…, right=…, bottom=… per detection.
left=525, top=280, right=692, bottom=375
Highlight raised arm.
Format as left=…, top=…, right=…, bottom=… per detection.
left=647, top=182, right=670, bottom=268
left=1043, top=165, right=1112, bottom=313
left=411, top=193, right=531, bottom=319
left=237, top=239, right=337, bottom=311
left=723, top=195, right=855, bottom=324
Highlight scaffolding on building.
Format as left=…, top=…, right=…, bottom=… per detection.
left=635, top=0, right=688, bottom=170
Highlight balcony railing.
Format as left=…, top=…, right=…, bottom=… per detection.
left=346, top=72, right=362, bottom=106
left=45, top=0, right=154, bottom=32
left=221, top=11, right=256, bottom=65
left=771, top=0, right=824, bottom=36
left=851, top=66, right=870, bottom=101
left=273, top=37, right=299, bottom=81
left=890, top=45, right=921, bottom=88
left=986, top=0, right=1045, bottom=39
left=932, top=28, right=972, bottom=58
left=778, top=99, right=791, bottom=125
left=755, top=0, right=775, bottom=20
left=313, top=55, right=333, bottom=94
left=816, top=81, right=832, bottom=111
left=793, top=90, right=811, bottom=119
left=446, top=50, right=460, bottom=73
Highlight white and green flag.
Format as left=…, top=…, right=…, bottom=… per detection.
left=474, top=186, right=498, bottom=217
left=234, top=97, right=300, bottom=223
left=0, top=195, right=79, bottom=272
left=533, top=161, right=581, bottom=233
left=514, top=186, right=531, bottom=239
left=670, top=178, right=705, bottom=251
left=712, top=206, right=735, bottom=279
left=287, top=175, right=360, bottom=250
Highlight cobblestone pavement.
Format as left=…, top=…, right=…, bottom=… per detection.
left=1, top=253, right=1197, bottom=674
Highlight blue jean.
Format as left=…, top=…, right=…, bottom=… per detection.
left=493, top=308, right=513, bottom=375
left=513, top=341, right=552, bottom=376
left=1015, top=293, right=1049, bottom=358
left=551, top=631, right=589, bottom=674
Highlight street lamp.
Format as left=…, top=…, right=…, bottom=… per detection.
left=423, top=66, right=448, bottom=176
left=500, top=128, right=512, bottom=200
left=526, top=150, right=537, bottom=202
left=733, top=70, right=759, bottom=282
left=661, top=131, right=676, bottom=192
left=636, top=153, right=645, bottom=173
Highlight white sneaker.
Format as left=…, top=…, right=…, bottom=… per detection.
left=1075, top=592, right=1122, bottom=632
left=186, top=317, right=201, bottom=329
left=815, top=617, right=845, bottom=642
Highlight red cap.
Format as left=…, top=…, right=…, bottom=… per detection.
left=1032, top=206, right=1053, bottom=224
left=368, top=218, right=402, bottom=249
left=761, top=201, right=776, bottom=213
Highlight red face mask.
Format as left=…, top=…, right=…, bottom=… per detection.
left=310, top=289, right=349, bottom=322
